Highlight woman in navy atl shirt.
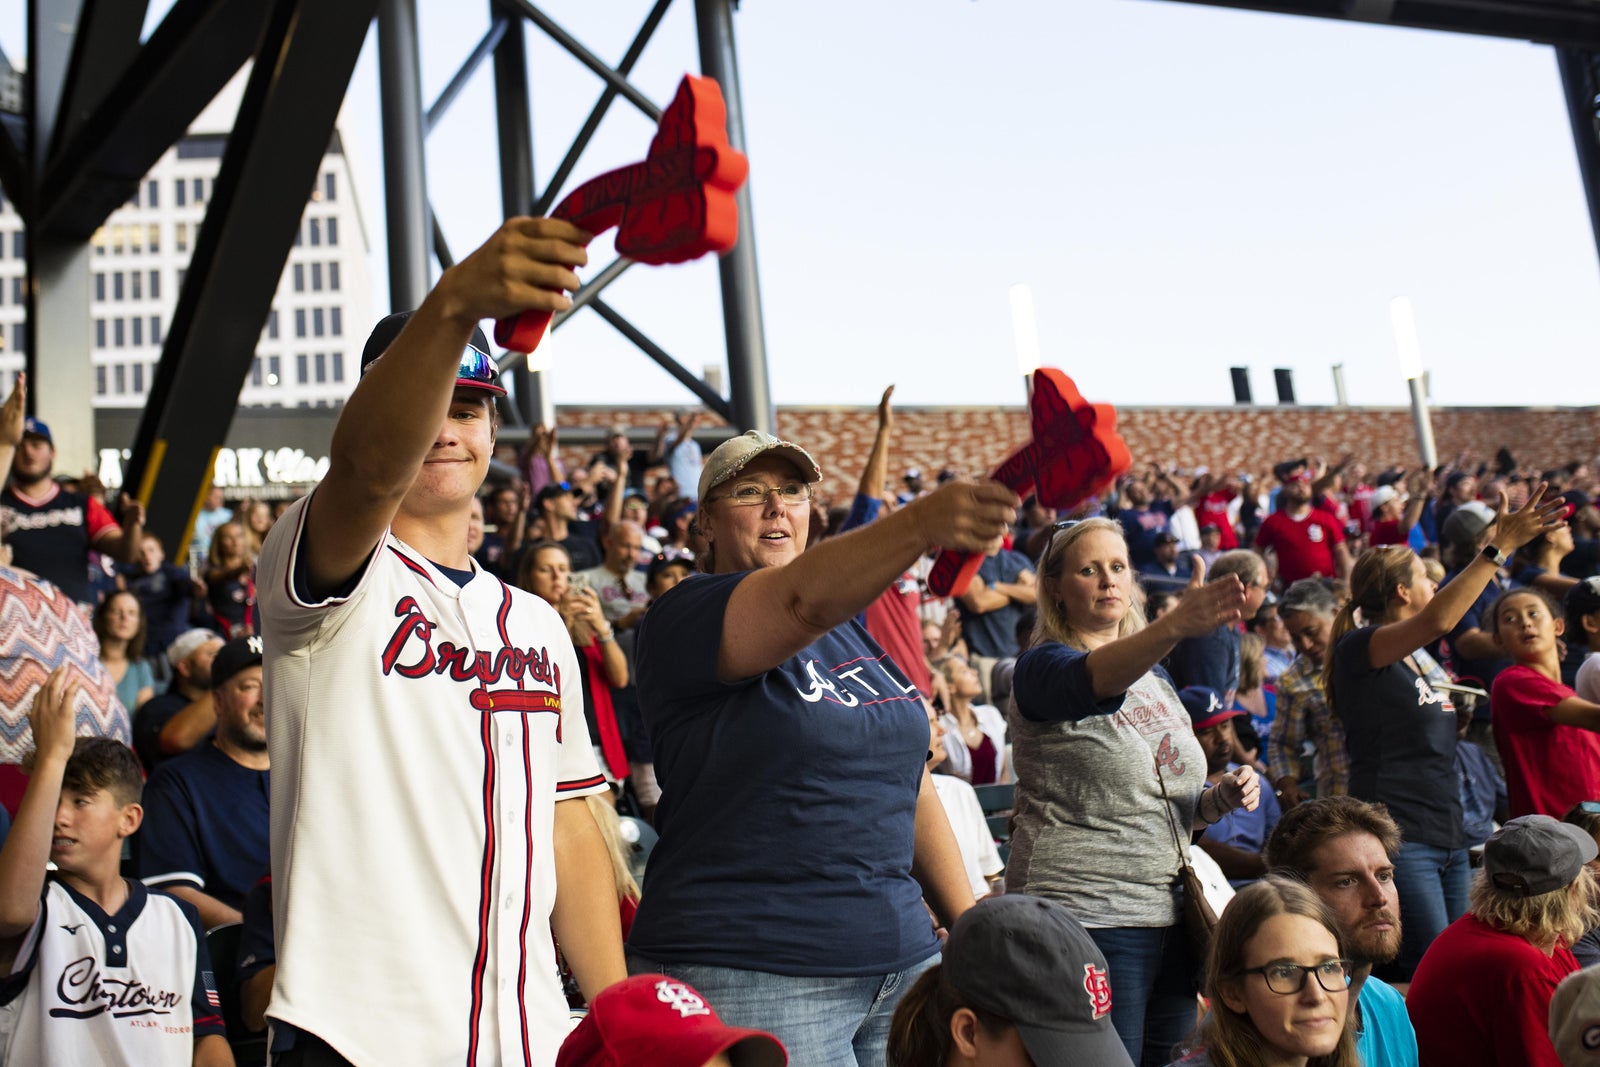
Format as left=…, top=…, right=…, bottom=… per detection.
left=629, top=430, right=1016, bottom=1067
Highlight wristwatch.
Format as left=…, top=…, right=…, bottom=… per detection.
left=1481, top=544, right=1509, bottom=569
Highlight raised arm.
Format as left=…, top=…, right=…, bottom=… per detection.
left=856, top=386, right=894, bottom=503
left=0, top=372, right=23, bottom=488
left=1083, top=557, right=1249, bottom=700
left=1366, top=485, right=1568, bottom=670
left=303, top=218, right=590, bottom=597
left=718, top=480, right=1018, bottom=681
left=0, top=670, right=78, bottom=950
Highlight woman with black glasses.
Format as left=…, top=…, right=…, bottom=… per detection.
left=1007, top=517, right=1259, bottom=1066
left=1169, top=876, right=1360, bottom=1067
left=628, top=429, right=1019, bottom=1066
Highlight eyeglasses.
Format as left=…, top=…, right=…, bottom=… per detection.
left=1236, top=960, right=1351, bottom=995
left=714, top=481, right=813, bottom=507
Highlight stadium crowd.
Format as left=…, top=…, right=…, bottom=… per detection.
left=1, top=232, right=1600, bottom=1065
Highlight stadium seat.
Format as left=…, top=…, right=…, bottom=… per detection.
left=205, top=921, right=268, bottom=1065
left=973, top=783, right=1014, bottom=815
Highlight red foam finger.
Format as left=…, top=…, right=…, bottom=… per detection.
left=926, top=369, right=1132, bottom=598
left=495, top=75, right=749, bottom=353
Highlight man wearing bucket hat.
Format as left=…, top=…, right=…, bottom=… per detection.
left=257, top=219, right=626, bottom=1066
left=886, top=894, right=1135, bottom=1065
left=629, top=428, right=1018, bottom=1064
left=1408, top=814, right=1599, bottom=1065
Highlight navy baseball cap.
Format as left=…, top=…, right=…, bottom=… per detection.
left=1179, top=686, right=1241, bottom=731
left=211, top=635, right=263, bottom=689
left=22, top=417, right=50, bottom=444
left=360, top=311, right=506, bottom=396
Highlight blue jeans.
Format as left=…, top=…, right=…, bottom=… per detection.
left=1086, top=925, right=1196, bottom=1067
left=626, top=951, right=939, bottom=1067
left=1393, top=840, right=1471, bottom=976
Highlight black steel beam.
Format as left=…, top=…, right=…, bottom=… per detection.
left=490, top=9, right=536, bottom=427
left=695, top=0, right=773, bottom=433
left=589, top=297, right=734, bottom=421
left=1557, top=49, right=1600, bottom=274
left=47, top=0, right=150, bottom=158
left=0, top=116, right=26, bottom=218
left=531, top=0, right=673, bottom=217
left=426, top=16, right=510, bottom=133
left=1150, top=0, right=1600, bottom=50
left=495, top=0, right=662, bottom=121
left=123, top=0, right=378, bottom=555
left=35, top=0, right=272, bottom=239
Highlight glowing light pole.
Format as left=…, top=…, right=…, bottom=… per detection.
left=1389, top=296, right=1438, bottom=470
left=1010, top=283, right=1042, bottom=398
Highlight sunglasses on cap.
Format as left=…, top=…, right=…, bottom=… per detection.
left=456, top=343, right=507, bottom=395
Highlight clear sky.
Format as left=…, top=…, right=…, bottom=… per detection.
left=9, top=1, right=1600, bottom=409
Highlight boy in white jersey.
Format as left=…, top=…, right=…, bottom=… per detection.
left=258, top=218, right=625, bottom=1065
left=0, top=667, right=230, bottom=1066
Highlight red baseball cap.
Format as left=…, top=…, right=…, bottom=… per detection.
left=558, top=976, right=786, bottom=1067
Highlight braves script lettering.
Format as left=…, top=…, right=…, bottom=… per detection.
left=380, top=598, right=562, bottom=729
left=51, top=956, right=183, bottom=1019
left=795, top=654, right=919, bottom=707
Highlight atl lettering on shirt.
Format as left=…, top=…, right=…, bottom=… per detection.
left=0, top=485, right=119, bottom=604
left=257, top=494, right=606, bottom=1067
left=0, top=878, right=223, bottom=1066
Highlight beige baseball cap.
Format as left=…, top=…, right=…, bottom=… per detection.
left=698, top=430, right=822, bottom=504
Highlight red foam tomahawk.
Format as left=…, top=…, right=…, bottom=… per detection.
left=495, top=74, right=749, bottom=353
left=927, top=368, right=1133, bottom=598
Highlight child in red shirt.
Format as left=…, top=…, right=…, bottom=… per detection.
left=1490, top=587, right=1600, bottom=818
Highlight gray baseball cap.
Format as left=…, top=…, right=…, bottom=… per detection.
left=943, top=895, right=1134, bottom=1066
left=1485, top=814, right=1598, bottom=897
left=697, top=430, right=821, bottom=504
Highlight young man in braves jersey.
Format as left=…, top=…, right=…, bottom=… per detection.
left=0, top=668, right=229, bottom=1066
left=0, top=375, right=146, bottom=605
left=257, top=217, right=625, bottom=1066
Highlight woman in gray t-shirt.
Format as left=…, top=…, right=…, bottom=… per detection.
left=1007, top=518, right=1260, bottom=1067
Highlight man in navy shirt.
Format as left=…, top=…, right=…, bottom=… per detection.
left=955, top=543, right=1036, bottom=703
left=138, top=635, right=269, bottom=928
left=0, top=416, right=145, bottom=604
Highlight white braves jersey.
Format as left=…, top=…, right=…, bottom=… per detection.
left=258, top=495, right=607, bottom=1067
left=0, top=878, right=222, bottom=1066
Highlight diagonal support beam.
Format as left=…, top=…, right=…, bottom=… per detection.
left=123, top=0, right=378, bottom=556
left=425, top=16, right=511, bottom=132
left=47, top=0, right=150, bottom=159
left=495, top=0, right=662, bottom=121
left=531, top=0, right=673, bottom=216
left=589, top=297, right=733, bottom=420
left=36, top=0, right=274, bottom=239
left=494, top=255, right=635, bottom=375
left=1557, top=48, right=1600, bottom=274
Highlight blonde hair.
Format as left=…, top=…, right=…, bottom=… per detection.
left=1321, top=546, right=1417, bottom=702
left=1194, top=876, right=1360, bottom=1067
left=1032, top=518, right=1147, bottom=650
left=584, top=793, right=640, bottom=905
left=1468, top=865, right=1598, bottom=950
left=1238, top=632, right=1265, bottom=694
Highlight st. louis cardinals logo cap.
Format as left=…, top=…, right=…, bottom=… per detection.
left=557, top=975, right=785, bottom=1067
left=360, top=310, right=508, bottom=396
left=942, top=895, right=1134, bottom=1066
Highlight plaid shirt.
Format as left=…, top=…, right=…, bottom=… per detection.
left=1266, top=654, right=1349, bottom=797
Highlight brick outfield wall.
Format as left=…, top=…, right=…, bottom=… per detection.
left=549, top=404, right=1600, bottom=503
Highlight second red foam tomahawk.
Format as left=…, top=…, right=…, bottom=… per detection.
left=495, top=74, right=749, bottom=353
left=927, top=368, right=1132, bottom=598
